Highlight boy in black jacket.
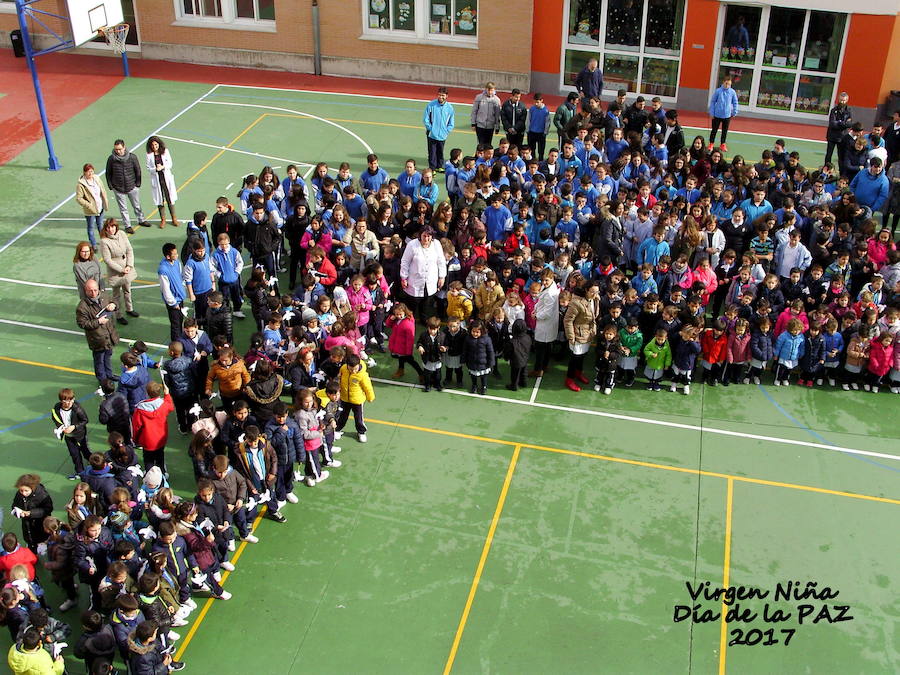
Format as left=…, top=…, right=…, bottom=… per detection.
left=98, top=379, right=132, bottom=445
left=206, top=290, right=234, bottom=346
left=52, top=388, right=91, bottom=479
left=417, top=317, right=447, bottom=392
left=505, top=318, right=532, bottom=391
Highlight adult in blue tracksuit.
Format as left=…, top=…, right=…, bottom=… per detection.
left=264, top=402, right=304, bottom=505
left=158, top=243, right=186, bottom=341
left=211, top=238, right=245, bottom=314
left=182, top=241, right=214, bottom=328
left=849, top=159, right=890, bottom=214
left=574, top=58, right=604, bottom=103
left=525, top=95, right=552, bottom=161
left=424, top=87, right=455, bottom=172
left=708, top=76, right=739, bottom=150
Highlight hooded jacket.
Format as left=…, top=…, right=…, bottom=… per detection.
left=506, top=319, right=533, bottom=369
left=110, top=608, right=145, bottom=660
left=244, top=375, right=284, bottom=424
left=11, top=484, right=53, bottom=547
left=119, top=367, right=151, bottom=414
left=264, top=416, right=303, bottom=465
left=126, top=631, right=168, bottom=675
left=131, top=395, right=174, bottom=452
left=72, top=521, right=114, bottom=579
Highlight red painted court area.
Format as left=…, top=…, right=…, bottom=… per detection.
left=0, top=48, right=826, bottom=166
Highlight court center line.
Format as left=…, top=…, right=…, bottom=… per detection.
left=443, top=444, right=521, bottom=675
left=364, top=418, right=900, bottom=506
left=0, top=84, right=220, bottom=256
left=719, top=478, right=734, bottom=675
left=367, top=376, right=900, bottom=464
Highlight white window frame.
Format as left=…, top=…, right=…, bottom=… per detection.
left=360, top=0, right=479, bottom=49
left=560, top=0, right=687, bottom=103
left=172, top=0, right=276, bottom=32
left=710, top=3, right=849, bottom=120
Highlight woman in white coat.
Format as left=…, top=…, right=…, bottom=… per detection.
left=400, top=226, right=447, bottom=321
left=146, top=136, right=178, bottom=228
left=99, top=218, right=138, bottom=324
left=530, top=268, right=560, bottom=376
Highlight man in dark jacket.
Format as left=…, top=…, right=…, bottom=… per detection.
left=574, top=58, right=604, bottom=104
left=663, top=109, right=685, bottom=156
left=98, top=379, right=132, bottom=444
left=553, top=92, right=579, bottom=147
left=76, top=279, right=120, bottom=384
left=500, top=89, right=528, bottom=151
left=211, top=196, right=245, bottom=251
left=826, top=92, right=853, bottom=167
left=624, top=97, right=651, bottom=137
left=105, top=139, right=149, bottom=234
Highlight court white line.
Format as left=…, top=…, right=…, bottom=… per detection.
left=157, top=135, right=314, bottom=167
left=0, top=84, right=220, bottom=257
left=43, top=218, right=85, bottom=222
left=0, top=318, right=168, bottom=350
left=368, top=376, right=900, bottom=463
left=529, top=376, right=541, bottom=404
left=0, top=277, right=158, bottom=291
left=225, top=182, right=234, bottom=191
left=197, top=100, right=374, bottom=154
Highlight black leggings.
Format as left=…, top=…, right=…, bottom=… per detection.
left=566, top=353, right=586, bottom=378
left=534, top=341, right=552, bottom=372
left=709, top=117, right=731, bottom=145
left=394, top=354, right=423, bottom=375
left=469, top=373, right=488, bottom=391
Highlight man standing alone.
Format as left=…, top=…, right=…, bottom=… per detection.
left=826, top=92, right=852, bottom=167
left=105, top=139, right=150, bottom=234
left=76, top=279, right=119, bottom=383
left=575, top=58, right=604, bottom=107
left=471, top=82, right=501, bottom=147
left=501, top=88, right=528, bottom=150
left=424, top=87, right=455, bottom=172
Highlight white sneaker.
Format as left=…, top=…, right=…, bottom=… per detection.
left=175, top=605, right=191, bottom=619
left=828, top=378, right=836, bottom=387
left=815, top=378, right=823, bottom=386
left=872, top=386, right=880, bottom=394
left=333, top=431, right=343, bottom=440
left=851, top=382, right=859, bottom=390
left=233, top=310, right=246, bottom=318
left=216, top=590, right=232, bottom=600
left=683, top=385, right=690, bottom=396
left=213, top=572, right=221, bottom=582
left=863, top=384, right=871, bottom=392
left=327, top=459, right=342, bottom=467
left=168, top=631, right=181, bottom=642
left=841, top=384, right=850, bottom=391
left=285, top=492, right=299, bottom=504
left=293, top=469, right=304, bottom=482
left=367, top=358, right=377, bottom=368
left=742, top=377, right=750, bottom=384
left=227, top=539, right=236, bottom=552
left=171, top=617, right=188, bottom=627
left=603, top=387, right=612, bottom=395
left=277, top=500, right=286, bottom=510
left=774, top=380, right=781, bottom=386
left=752, top=376, right=760, bottom=385
left=892, top=386, right=900, bottom=394
left=185, top=598, right=197, bottom=610
left=58, top=598, right=77, bottom=612
left=330, top=446, right=342, bottom=454
left=669, top=383, right=676, bottom=392
left=358, top=433, right=367, bottom=443
left=242, top=534, right=259, bottom=544
left=594, top=384, right=601, bottom=392
left=317, top=470, right=330, bottom=483
left=306, top=476, right=316, bottom=487
left=220, top=561, right=235, bottom=572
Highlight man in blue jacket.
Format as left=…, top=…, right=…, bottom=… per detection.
left=850, top=157, right=889, bottom=215
left=424, top=87, right=455, bottom=173
left=574, top=58, right=604, bottom=106
left=708, top=76, right=739, bottom=152
left=158, top=243, right=186, bottom=341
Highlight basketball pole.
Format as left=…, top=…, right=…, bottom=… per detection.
left=14, top=0, right=61, bottom=171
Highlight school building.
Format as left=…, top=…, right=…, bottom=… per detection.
left=1, top=0, right=898, bottom=125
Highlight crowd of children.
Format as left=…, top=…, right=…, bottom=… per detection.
left=7, top=85, right=900, bottom=674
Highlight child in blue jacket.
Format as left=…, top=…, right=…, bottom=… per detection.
left=822, top=318, right=845, bottom=386
left=773, top=318, right=805, bottom=386
left=264, top=402, right=304, bottom=508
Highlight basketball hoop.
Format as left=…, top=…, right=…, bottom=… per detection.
left=97, top=22, right=129, bottom=54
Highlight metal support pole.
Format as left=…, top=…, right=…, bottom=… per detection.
left=312, top=0, right=321, bottom=76
left=15, top=0, right=61, bottom=171
left=121, top=49, right=130, bottom=77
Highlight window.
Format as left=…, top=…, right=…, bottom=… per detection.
left=363, top=0, right=478, bottom=43
left=564, top=0, right=684, bottom=99
left=715, top=5, right=848, bottom=116
left=175, top=0, right=275, bottom=26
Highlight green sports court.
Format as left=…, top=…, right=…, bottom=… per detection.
left=0, top=69, right=898, bottom=674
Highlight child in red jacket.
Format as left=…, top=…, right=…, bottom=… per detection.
left=386, top=302, right=423, bottom=381
left=700, top=318, right=729, bottom=386
left=131, top=381, right=175, bottom=475
left=864, top=332, right=894, bottom=393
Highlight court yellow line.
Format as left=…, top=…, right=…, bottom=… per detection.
left=366, top=419, right=900, bottom=506
left=174, top=506, right=268, bottom=661
left=261, top=111, right=476, bottom=134
left=443, top=444, right=521, bottom=675
left=719, top=478, right=734, bottom=675
left=0, top=356, right=94, bottom=376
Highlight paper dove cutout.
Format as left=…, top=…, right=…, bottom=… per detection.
left=259, top=490, right=271, bottom=503
left=312, top=371, right=326, bottom=383
left=128, top=465, right=145, bottom=478
left=36, top=543, right=48, bottom=557
left=191, top=572, right=208, bottom=586
left=248, top=361, right=258, bottom=372
left=95, top=387, right=104, bottom=396
left=316, top=409, right=327, bottom=419
left=282, top=310, right=295, bottom=323
left=237, top=433, right=246, bottom=444
left=197, top=517, right=214, bottom=532
left=245, top=497, right=257, bottom=511
left=139, top=527, right=157, bottom=540
left=11, top=507, right=26, bottom=519
left=53, top=425, right=66, bottom=440
left=189, top=403, right=203, bottom=417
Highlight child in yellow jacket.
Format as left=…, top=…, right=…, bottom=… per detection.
left=336, top=353, right=375, bottom=442
left=446, top=281, right=474, bottom=321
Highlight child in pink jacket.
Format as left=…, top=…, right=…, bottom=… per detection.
left=386, top=302, right=423, bottom=381
left=865, top=332, right=894, bottom=392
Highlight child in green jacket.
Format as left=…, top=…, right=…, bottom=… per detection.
left=643, top=328, right=673, bottom=391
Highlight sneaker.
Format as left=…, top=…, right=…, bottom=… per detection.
left=330, top=446, right=342, bottom=454
left=306, top=476, right=316, bottom=487
left=805, top=380, right=813, bottom=388
left=317, top=470, right=330, bottom=484
left=67, top=473, right=79, bottom=481
left=720, top=379, right=729, bottom=387
left=327, top=459, right=342, bottom=467
left=125, top=226, right=136, bottom=234
left=828, top=378, right=836, bottom=387
left=653, top=383, right=662, bottom=391
left=358, top=433, right=367, bottom=443
left=797, top=379, right=806, bottom=387
left=683, top=384, right=691, bottom=396
left=850, top=383, right=859, bottom=390
left=815, top=378, right=823, bottom=386
left=707, top=142, right=715, bottom=152
left=171, top=617, right=189, bottom=627
left=774, top=380, right=781, bottom=386
left=216, top=590, right=232, bottom=600
left=646, top=383, right=655, bottom=391
left=293, top=469, right=304, bottom=482
left=872, top=386, right=880, bottom=394
left=333, top=431, right=343, bottom=440
left=367, top=358, right=377, bottom=368
left=285, top=492, right=299, bottom=504
left=58, top=598, right=78, bottom=612
left=891, top=387, right=900, bottom=394
left=277, top=500, right=286, bottom=510
left=594, top=384, right=601, bottom=392
left=220, top=561, right=235, bottom=571
left=603, top=387, right=612, bottom=395
left=169, top=662, right=186, bottom=672
left=227, top=539, right=236, bottom=552
left=242, top=534, right=259, bottom=544
left=185, top=598, right=197, bottom=610
left=213, top=571, right=221, bottom=582
left=116, top=317, right=128, bottom=325
left=233, top=310, right=246, bottom=319
left=126, top=310, right=140, bottom=318
left=752, top=376, right=760, bottom=385
left=168, top=631, right=181, bottom=642
left=863, top=384, right=871, bottom=392
left=841, top=383, right=850, bottom=391
left=268, top=510, right=287, bottom=523
left=719, top=143, right=728, bottom=152
left=742, top=378, right=750, bottom=384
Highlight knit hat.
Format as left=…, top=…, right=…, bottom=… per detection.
left=144, top=466, right=164, bottom=490
left=108, top=510, right=129, bottom=530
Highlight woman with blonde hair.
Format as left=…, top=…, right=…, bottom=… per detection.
left=75, top=162, right=108, bottom=248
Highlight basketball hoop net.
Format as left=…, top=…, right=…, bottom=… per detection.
left=98, top=23, right=129, bottom=54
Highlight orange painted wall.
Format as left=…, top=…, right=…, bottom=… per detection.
left=877, top=14, right=900, bottom=108
left=532, top=0, right=565, bottom=72
left=679, top=0, right=719, bottom=90
left=837, top=14, right=893, bottom=108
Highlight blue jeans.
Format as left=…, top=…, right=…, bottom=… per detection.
left=85, top=213, right=103, bottom=248
left=91, top=349, right=113, bottom=383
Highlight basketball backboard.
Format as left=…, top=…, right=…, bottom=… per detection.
left=65, top=0, right=124, bottom=46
